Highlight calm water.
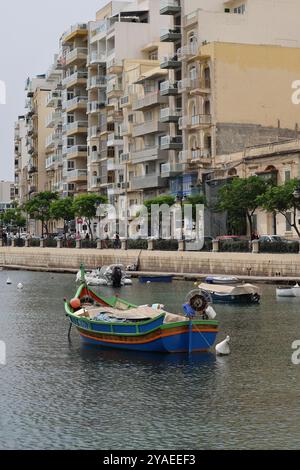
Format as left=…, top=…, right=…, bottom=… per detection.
left=0, top=270, right=300, bottom=450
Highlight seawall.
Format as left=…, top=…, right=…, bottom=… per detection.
left=1, top=247, right=300, bottom=278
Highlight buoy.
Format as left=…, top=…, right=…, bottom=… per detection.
left=147, top=281, right=151, bottom=284
left=17, top=283, right=23, bottom=290
left=6, top=278, right=12, bottom=285
left=70, top=298, right=81, bottom=310
left=216, top=336, right=230, bottom=356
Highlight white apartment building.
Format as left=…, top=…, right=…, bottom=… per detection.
left=0, top=181, right=15, bottom=212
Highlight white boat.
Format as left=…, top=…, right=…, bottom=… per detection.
left=276, top=284, right=300, bottom=298
left=205, top=276, right=241, bottom=285
left=76, top=265, right=133, bottom=287
left=198, top=282, right=261, bottom=304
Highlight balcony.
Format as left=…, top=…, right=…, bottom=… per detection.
left=190, top=79, right=211, bottom=96
left=107, top=182, right=129, bottom=196
left=107, top=108, right=123, bottom=122
left=177, top=44, right=198, bottom=61
left=45, top=132, right=62, bottom=149
left=66, top=169, right=88, bottom=183
left=45, top=153, right=62, bottom=170
left=61, top=24, right=88, bottom=44
left=160, top=27, right=181, bottom=43
left=88, top=126, right=100, bottom=139
left=46, top=90, right=62, bottom=108
left=45, top=111, right=62, bottom=128
left=131, top=174, right=168, bottom=191
left=160, top=0, right=181, bottom=15
left=121, top=122, right=133, bottom=136
left=107, top=81, right=123, bottom=98
left=160, top=108, right=182, bottom=123
left=160, top=54, right=181, bottom=70
left=64, top=145, right=88, bottom=159
left=107, top=159, right=124, bottom=171
left=131, top=147, right=164, bottom=164
left=160, top=135, right=183, bottom=151
left=62, top=71, right=88, bottom=88
left=107, top=57, right=122, bottom=75
left=178, top=77, right=197, bottom=93
left=161, top=162, right=185, bottom=177
left=180, top=149, right=211, bottom=163
left=63, top=96, right=88, bottom=112
left=160, top=80, right=178, bottom=96
left=132, top=121, right=168, bottom=138
left=65, top=48, right=88, bottom=66
left=132, top=91, right=168, bottom=110
left=87, top=51, right=106, bottom=66
left=65, top=121, right=88, bottom=136
left=28, top=165, right=38, bottom=175
left=87, top=75, right=106, bottom=89
left=91, top=151, right=101, bottom=163
left=87, top=98, right=106, bottom=114
left=107, top=133, right=123, bottom=147
left=181, top=114, right=212, bottom=129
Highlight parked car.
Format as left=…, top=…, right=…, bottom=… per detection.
left=217, top=235, right=245, bottom=242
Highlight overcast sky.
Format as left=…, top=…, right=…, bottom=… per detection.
left=0, top=0, right=108, bottom=182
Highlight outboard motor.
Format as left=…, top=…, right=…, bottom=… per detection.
left=111, top=266, right=123, bottom=288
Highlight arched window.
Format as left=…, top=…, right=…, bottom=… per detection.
left=188, top=31, right=197, bottom=44
left=228, top=168, right=237, bottom=177
left=204, top=67, right=211, bottom=88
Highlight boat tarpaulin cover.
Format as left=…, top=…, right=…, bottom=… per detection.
left=198, top=283, right=260, bottom=295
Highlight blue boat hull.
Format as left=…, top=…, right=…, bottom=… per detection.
left=78, top=329, right=218, bottom=353
left=139, top=276, right=173, bottom=284
left=211, top=293, right=259, bottom=304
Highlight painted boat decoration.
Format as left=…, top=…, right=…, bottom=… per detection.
left=139, top=275, right=173, bottom=284
left=198, top=282, right=260, bottom=305
left=65, top=282, right=219, bottom=354
left=276, top=284, right=300, bottom=298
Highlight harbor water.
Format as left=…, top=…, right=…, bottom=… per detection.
left=0, top=270, right=300, bottom=450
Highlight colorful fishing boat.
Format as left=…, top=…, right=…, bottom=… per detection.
left=64, top=273, right=219, bottom=354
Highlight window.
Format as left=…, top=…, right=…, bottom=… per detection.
left=285, top=170, right=291, bottom=182
left=286, top=212, right=292, bottom=231
left=144, top=111, right=153, bottom=122
left=67, top=161, right=75, bottom=170
left=149, top=50, right=158, bottom=61
left=234, top=4, right=246, bottom=14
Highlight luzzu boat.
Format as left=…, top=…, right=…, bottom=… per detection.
left=64, top=277, right=219, bottom=354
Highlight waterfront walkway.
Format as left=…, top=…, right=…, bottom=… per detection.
left=1, top=247, right=300, bottom=280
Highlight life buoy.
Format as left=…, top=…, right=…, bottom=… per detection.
left=185, top=289, right=212, bottom=316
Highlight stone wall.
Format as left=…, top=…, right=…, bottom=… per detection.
left=1, top=247, right=300, bottom=277
left=216, top=123, right=299, bottom=155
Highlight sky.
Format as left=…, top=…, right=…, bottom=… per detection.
left=0, top=0, right=108, bottom=182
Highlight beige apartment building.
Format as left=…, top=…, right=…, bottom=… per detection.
left=0, top=180, right=15, bottom=213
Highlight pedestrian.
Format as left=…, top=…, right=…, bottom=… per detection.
left=2, top=231, right=7, bottom=246
left=113, top=233, right=121, bottom=249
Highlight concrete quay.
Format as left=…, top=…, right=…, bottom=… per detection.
left=1, top=247, right=300, bottom=281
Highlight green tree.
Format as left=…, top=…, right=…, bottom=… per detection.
left=0, top=207, right=26, bottom=235
left=24, top=192, right=58, bottom=237
left=50, top=197, right=75, bottom=239
left=218, top=176, right=268, bottom=236
left=72, top=194, right=107, bottom=240
left=257, top=179, right=300, bottom=238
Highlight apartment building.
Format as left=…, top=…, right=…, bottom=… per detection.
left=14, top=116, right=29, bottom=205
left=60, top=23, right=89, bottom=197
left=160, top=0, right=300, bottom=199
left=45, top=55, right=63, bottom=196
left=86, top=0, right=172, bottom=208
left=0, top=181, right=15, bottom=213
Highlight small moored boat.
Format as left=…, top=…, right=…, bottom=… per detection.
left=205, top=276, right=240, bottom=285
left=198, top=282, right=260, bottom=305
left=139, top=275, right=173, bottom=284
left=65, top=272, right=219, bottom=354
left=276, top=284, right=300, bottom=298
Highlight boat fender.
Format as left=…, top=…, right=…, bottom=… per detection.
left=216, top=336, right=231, bottom=356
left=70, top=298, right=81, bottom=310
left=183, top=303, right=196, bottom=319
